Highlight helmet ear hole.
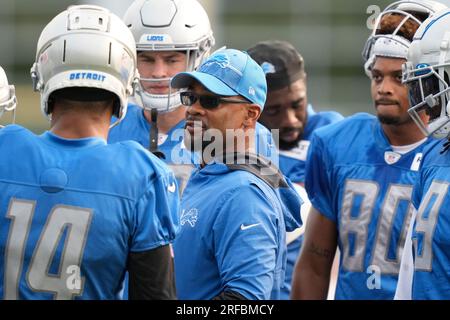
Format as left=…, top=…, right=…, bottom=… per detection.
left=113, top=98, right=121, bottom=118
left=47, top=96, right=55, bottom=115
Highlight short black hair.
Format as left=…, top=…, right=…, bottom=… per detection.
left=48, top=87, right=120, bottom=116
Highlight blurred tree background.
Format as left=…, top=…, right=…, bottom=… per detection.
left=1, top=0, right=449, bottom=132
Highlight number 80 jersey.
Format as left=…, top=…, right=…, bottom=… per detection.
left=305, top=113, right=434, bottom=300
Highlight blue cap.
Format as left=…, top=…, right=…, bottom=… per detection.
left=171, top=49, right=267, bottom=109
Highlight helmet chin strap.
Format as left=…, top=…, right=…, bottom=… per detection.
left=148, top=108, right=166, bottom=159
left=131, top=84, right=180, bottom=159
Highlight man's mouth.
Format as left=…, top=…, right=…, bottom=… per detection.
left=376, top=100, right=399, bottom=108
left=280, top=128, right=301, bottom=142
left=147, top=85, right=169, bottom=94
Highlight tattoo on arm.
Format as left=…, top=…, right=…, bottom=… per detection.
left=308, top=243, right=333, bottom=259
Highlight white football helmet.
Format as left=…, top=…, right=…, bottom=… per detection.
left=123, top=0, right=215, bottom=113
left=0, top=66, right=17, bottom=123
left=30, top=5, right=139, bottom=123
left=403, top=9, right=450, bottom=139
left=363, top=0, right=446, bottom=76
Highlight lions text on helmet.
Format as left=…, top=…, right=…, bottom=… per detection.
left=124, top=0, right=215, bottom=113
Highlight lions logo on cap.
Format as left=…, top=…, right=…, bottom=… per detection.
left=200, top=52, right=230, bottom=71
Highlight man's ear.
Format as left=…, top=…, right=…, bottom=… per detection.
left=243, top=104, right=261, bottom=128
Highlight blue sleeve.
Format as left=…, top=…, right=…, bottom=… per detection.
left=213, top=186, right=279, bottom=300
left=305, top=132, right=337, bottom=222
left=130, top=170, right=180, bottom=252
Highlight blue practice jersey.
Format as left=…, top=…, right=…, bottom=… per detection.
left=278, top=106, right=344, bottom=300
left=306, top=113, right=433, bottom=300
left=173, top=158, right=302, bottom=300
left=108, top=104, right=279, bottom=191
left=0, top=125, right=179, bottom=300
left=108, top=104, right=193, bottom=192
left=410, top=139, right=450, bottom=299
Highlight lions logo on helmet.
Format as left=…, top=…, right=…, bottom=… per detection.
left=0, top=66, right=17, bottom=126
left=124, top=0, right=215, bottom=113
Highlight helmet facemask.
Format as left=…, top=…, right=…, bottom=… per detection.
left=134, top=48, right=190, bottom=113
left=363, top=0, right=446, bottom=72
left=133, top=35, right=214, bottom=114
left=363, top=1, right=445, bottom=126
left=363, top=11, right=423, bottom=62
left=404, top=62, right=450, bottom=138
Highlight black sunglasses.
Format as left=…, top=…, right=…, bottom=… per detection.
left=180, top=91, right=251, bottom=110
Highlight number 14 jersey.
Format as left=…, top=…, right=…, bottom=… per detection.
left=0, top=125, right=179, bottom=300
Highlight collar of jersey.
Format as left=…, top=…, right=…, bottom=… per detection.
left=41, top=131, right=107, bottom=148
left=373, top=118, right=430, bottom=156
left=373, top=118, right=394, bottom=152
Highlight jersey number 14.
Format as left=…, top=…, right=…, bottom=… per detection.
left=3, top=199, right=92, bottom=300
